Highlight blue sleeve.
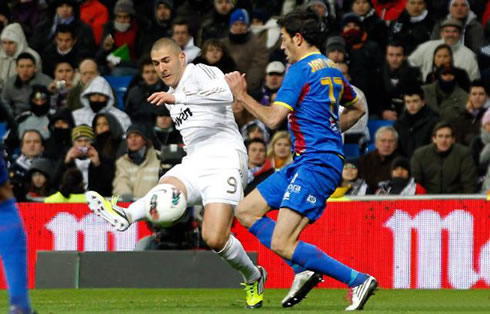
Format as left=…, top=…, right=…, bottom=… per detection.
left=274, top=64, right=307, bottom=111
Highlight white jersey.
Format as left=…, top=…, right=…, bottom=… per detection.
left=167, top=63, right=246, bottom=156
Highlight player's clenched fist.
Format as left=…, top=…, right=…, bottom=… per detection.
left=147, top=91, right=176, bottom=105
left=225, top=71, right=247, bottom=102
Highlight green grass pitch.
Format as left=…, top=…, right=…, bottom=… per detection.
left=1, top=288, right=488, bottom=313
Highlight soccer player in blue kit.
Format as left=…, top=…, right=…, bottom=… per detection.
left=0, top=148, right=34, bottom=314
left=225, top=9, right=377, bottom=311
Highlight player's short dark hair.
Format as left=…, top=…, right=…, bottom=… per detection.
left=432, top=121, right=454, bottom=137
left=16, top=52, right=36, bottom=65
left=402, top=86, right=425, bottom=101
left=277, top=8, right=326, bottom=50
left=245, top=138, right=266, bottom=151
left=55, top=24, right=77, bottom=38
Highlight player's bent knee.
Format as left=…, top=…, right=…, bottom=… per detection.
left=202, top=231, right=228, bottom=251
left=236, top=204, right=258, bottom=229
left=270, top=237, right=288, bottom=258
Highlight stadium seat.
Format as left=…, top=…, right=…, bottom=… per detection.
left=0, top=122, right=6, bottom=140
left=104, top=75, right=133, bottom=110
left=343, top=143, right=361, bottom=159
left=367, top=120, right=395, bottom=144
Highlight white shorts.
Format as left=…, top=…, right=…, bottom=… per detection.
left=161, top=148, right=248, bottom=207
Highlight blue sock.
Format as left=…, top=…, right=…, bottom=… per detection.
left=0, top=199, right=31, bottom=312
left=291, top=241, right=368, bottom=287
left=249, top=216, right=306, bottom=274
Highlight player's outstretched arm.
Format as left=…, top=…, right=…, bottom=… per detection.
left=339, top=97, right=365, bottom=132
left=225, top=71, right=289, bottom=129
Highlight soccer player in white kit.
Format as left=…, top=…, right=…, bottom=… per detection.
left=86, top=38, right=266, bottom=308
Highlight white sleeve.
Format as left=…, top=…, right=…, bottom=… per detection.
left=173, top=64, right=233, bottom=105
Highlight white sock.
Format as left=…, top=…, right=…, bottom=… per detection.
left=124, top=197, right=147, bottom=223
left=216, top=235, right=261, bottom=284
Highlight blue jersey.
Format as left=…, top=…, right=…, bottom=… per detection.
left=273, top=52, right=358, bottom=158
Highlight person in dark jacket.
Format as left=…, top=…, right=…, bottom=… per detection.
left=341, top=12, right=383, bottom=115
left=394, top=86, right=439, bottom=157
left=358, top=126, right=400, bottom=192
left=375, top=156, right=426, bottom=195
left=124, top=56, right=168, bottom=130
left=389, top=0, right=434, bottom=55
left=453, top=80, right=488, bottom=146
left=29, top=0, right=95, bottom=55
left=411, top=121, right=477, bottom=193
left=379, top=41, right=422, bottom=120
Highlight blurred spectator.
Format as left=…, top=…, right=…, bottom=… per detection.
left=172, top=17, right=201, bottom=64
left=30, top=0, right=95, bottom=55
left=45, top=168, right=87, bottom=203
left=370, top=0, right=406, bottom=21
left=9, top=0, right=45, bottom=40
left=478, top=110, right=490, bottom=193
left=63, top=124, right=112, bottom=195
left=375, top=156, right=426, bottom=195
left=41, top=24, right=91, bottom=78
left=431, top=0, right=484, bottom=54
left=153, top=105, right=183, bottom=150
left=15, top=85, right=52, bottom=143
left=192, top=39, right=237, bottom=74
left=358, top=126, right=400, bottom=192
left=26, top=158, right=54, bottom=200
left=175, top=0, right=213, bottom=34
left=394, top=86, right=439, bottom=158
left=341, top=12, right=383, bottom=115
left=380, top=41, right=422, bottom=120
left=0, top=3, right=7, bottom=35
left=336, top=61, right=370, bottom=146
left=411, top=121, right=477, bottom=193
left=66, top=58, right=116, bottom=111
left=325, top=36, right=347, bottom=63
left=44, top=107, right=74, bottom=162
left=96, top=0, right=148, bottom=76
left=483, top=1, right=490, bottom=26
left=250, top=8, right=281, bottom=54
left=424, top=43, right=471, bottom=92
left=258, top=61, right=285, bottom=106
left=92, top=112, right=124, bottom=162
left=8, top=129, right=44, bottom=201
left=147, top=0, right=174, bottom=44
left=454, top=80, right=488, bottom=146
left=124, top=56, right=168, bottom=130
left=222, top=8, right=268, bottom=95
left=389, top=0, right=434, bottom=55
left=1, top=52, right=52, bottom=117
left=422, top=65, right=468, bottom=126
left=305, top=0, right=339, bottom=39
left=113, top=124, right=161, bottom=201
left=244, top=138, right=274, bottom=195
left=267, top=131, right=293, bottom=170
left=47, top=61, right=77, bottom=111
left=199, top=0, right=234, bottom=45
left=409, top=18, right=480, bottom=81
left=334, top=159, right=368, bottom=196
left=73, top=76, right=131, bottom=130
left=350, top=0, right=388, bottom=50
left=80, top=0, right=109, bottom=47
left=240, top=121, right=271, bottom=144
left=0, top=23, right=42, bottom=90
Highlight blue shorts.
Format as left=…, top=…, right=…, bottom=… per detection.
left=257, top=153, right=343, bottom=222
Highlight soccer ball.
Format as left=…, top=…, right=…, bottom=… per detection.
left=144, top=184, right=187, bottom=227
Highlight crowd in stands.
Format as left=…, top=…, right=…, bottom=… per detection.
left=0, top=0, right=489, bottom=204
